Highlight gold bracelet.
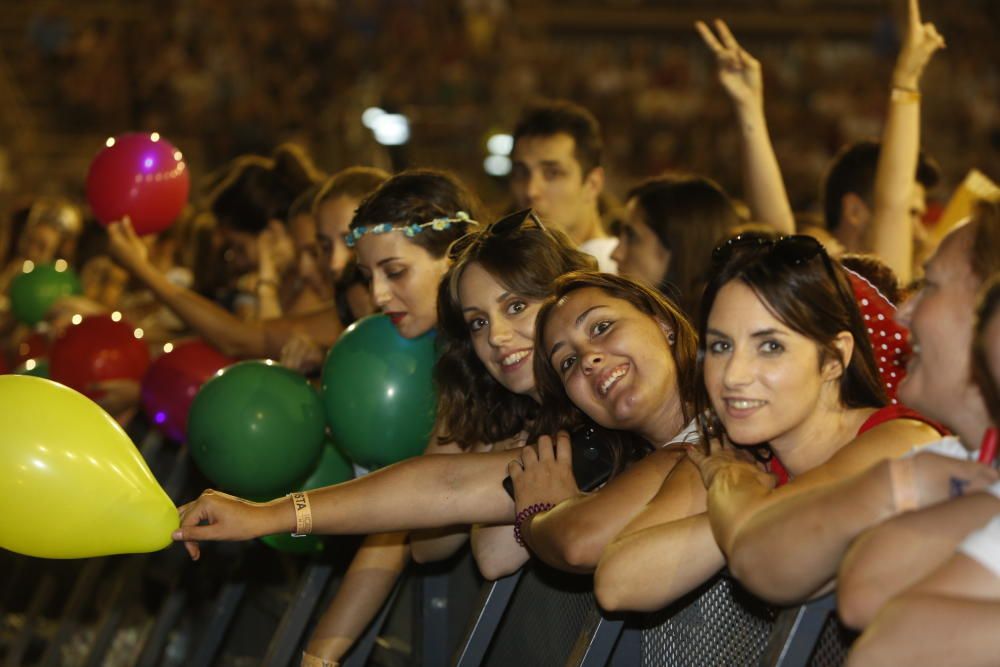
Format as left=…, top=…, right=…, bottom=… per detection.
left=890, top=86, right=921, bottom=104
left=888, top=457, right=919, bottom=513
left=290, top=491, right=313, bottom=536
left=301, top=652, right=338, bottom=667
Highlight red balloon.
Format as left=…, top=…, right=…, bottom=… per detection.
left=140, top=340, right=233, bottom=442
left=86, top=132, right=190, bottom=235
left=50, top=315, right=151, bottom=399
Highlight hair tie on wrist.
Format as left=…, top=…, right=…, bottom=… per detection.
left=290, top=491, right=313, bottom=536
left=513, top=503, right=554, bottom=546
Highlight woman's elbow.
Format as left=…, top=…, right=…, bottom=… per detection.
left=474, top=552, right=525, bottom=581
left=593, top=559, right=633, bottom=613
left=836, top=562, right=882, bottom=630
left=726, top=541, right=796, bottom=605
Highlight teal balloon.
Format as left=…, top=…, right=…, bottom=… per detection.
left=321, top=314, right=437, bottom=469
left=258, top=439, right=355, bottom=554
left=16, top=359, right=49, bottom=378
left=188, top=361, right=326, bottom=498
left=9, top=264, right=82, bottom=325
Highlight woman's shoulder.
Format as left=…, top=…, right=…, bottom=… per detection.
left=836, top=412, right=944, bottom=466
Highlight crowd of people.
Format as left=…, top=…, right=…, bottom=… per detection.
left=3, top=1, right=1000, bottom=665
left=11, top=0, right=1000, bottom=210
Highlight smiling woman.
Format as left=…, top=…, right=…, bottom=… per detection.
left=687, top=233, right=950, bottom=606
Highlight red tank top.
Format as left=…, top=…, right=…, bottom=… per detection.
left=766, top=405, right=946, bottom=485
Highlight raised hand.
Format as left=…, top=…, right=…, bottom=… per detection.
left=280, top=332, right=325, bottom=374
left=893, top=0, right=945, bottom=91
left=106, top=217, right=151, bottom=275
left=696, top=19, right=763, bottom=111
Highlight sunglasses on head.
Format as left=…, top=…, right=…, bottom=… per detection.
left=711, top=233, right=825, bottom=267
left=448, top=208, right=548, bottom=260
left=711, top=232, right=858, bottom=318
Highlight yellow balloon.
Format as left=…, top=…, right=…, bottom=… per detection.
left=0, top=375, right=178, bottom=558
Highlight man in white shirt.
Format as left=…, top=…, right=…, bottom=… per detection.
left=509, top=100, right=617, bottom=273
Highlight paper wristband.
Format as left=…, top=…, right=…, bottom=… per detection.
left=290, top=491, right=313, bottom=536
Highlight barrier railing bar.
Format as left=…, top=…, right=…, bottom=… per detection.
left=451, top=570, right=522, bottom=667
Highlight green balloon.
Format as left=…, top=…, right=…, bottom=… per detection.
left=260, top=532, right=325, bottom=555
left=257, top=439, right=355, bottom=554
left=9, top=264, right=82, bottom=326
left=188, top=361, right=326, bottom=498
left=321, top=315, right=437, bottom=469
left=15, top=358, right=49, bottom=378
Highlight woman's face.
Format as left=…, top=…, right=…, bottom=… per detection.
left=543, top=287, right=681, bottom=441
left=985, top=308, right=1000, bottom=414
left=610, top=198, right=670, bottom=287
left=458, top=262, right=542, bottom=400
left=355, top=232, right=448, bottom=338
left=703, top=281, right=838, bottom=446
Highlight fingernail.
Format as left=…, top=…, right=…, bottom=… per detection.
left=172, top=530, right=183, bottom=540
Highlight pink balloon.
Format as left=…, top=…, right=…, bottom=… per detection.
left=140, top=340, right=232, bottom=442
left=86, top=133, right=190, bottom=236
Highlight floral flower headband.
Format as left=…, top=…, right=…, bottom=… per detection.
left=344, top=211, right=477, bottom=248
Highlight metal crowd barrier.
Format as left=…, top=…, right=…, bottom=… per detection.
left=0, top=422, right=857, bottom=666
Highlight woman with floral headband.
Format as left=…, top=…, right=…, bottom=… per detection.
left=304, top=168, right=481, bottom=667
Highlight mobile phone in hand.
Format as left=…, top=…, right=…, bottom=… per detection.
left=502, top=423, right=619, bottom=500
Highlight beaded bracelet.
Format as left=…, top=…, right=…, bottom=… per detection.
left=513, top=502, right=554, bottom=547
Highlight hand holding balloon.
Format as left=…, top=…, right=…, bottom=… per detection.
left=174, top=490, right=291, bottom=560
left=106, top=218, right=153, bottom=277
left=0, top=376, right=177, bottom=558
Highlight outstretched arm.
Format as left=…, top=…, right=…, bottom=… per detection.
left=838, top=490, right=1000, bottom=629
left=696, top=19, right=795, bottom=235
left=691, top=422, right=983, bottom=605
left=867, top=0, right=945, bottom=285
left=174, top=447, right=520, bottom=560
left=107, top=219, right=344, bottom=358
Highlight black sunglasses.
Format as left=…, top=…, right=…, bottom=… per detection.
left=711, top=232, right=857, bottom=315
left=448, top=208, right=548, bottom=260
left=712, top=233, right=825, bottom=267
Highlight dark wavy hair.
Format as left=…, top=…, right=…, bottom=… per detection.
left=531, top=271, right=699, bottom=444
left=695, top=235, right=887, bottom=445
left=209, top=144, right=322, bottom=233
left=434, top=220, right=597, bottom=448
left=350, top=169, right=485, bottom=259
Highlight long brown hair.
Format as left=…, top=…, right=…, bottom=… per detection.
left=435, top=218, right=596, bottom=447
left=696, top=235, right=887, bottom=442
left=531, top=271, right=699, bottom=441
left=626, top=174, right=740, bottom=316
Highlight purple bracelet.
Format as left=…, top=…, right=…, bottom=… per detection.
left=513, top=502, right=555, bottom=546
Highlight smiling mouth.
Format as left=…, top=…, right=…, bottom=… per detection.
left=500, top=349, right=531, bottom=371
left=725, top=399, right=767, bottom=410
left=597, top=364, right=629, bottom=397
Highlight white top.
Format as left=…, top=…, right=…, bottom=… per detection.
left=907, top=436, right=1000, bottom=575
left=662, top=419, right=701, bottom=448
left=580, top=236, right=619, bottom=274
